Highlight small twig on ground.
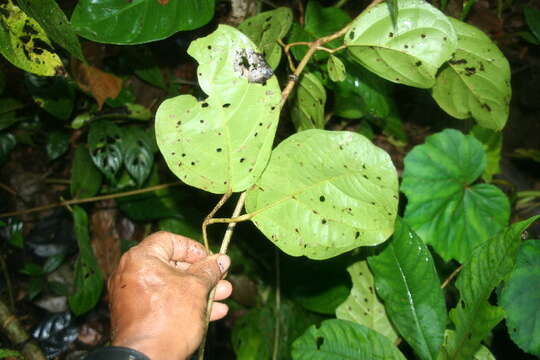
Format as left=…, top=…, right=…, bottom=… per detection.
left=441, top=265, right=463, bottom=289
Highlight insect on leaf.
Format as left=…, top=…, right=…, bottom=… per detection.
left=246, top=129, right=399, bottom=260
left=155, top=25, right=281, bottom=194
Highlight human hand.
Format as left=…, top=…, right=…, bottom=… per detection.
left=108, top=231, right=232, bottom=360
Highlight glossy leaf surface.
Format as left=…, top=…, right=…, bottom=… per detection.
left=71, top=147, right=102, bottom=199
left=88, top=120, right=125, bottom=182
left=292, top=319, right=406, bottom=359
left=432, top=18, right=511, bottom=130
left=500, top=240, right=540, bottom=357
left=71, top=0, right=215, bottom=44
left=402, top=129, right=510, bottom=263
left=446, top=216, right=539, bottom=360
left=156, top=25, right=281, bottom=194
left=336, top=260, right=398, bottom=341
left=291, top=73, right=327, bottom=131
left=238, top=7, right=293, bottom=69
left=17, top=0, right=84, bottom=60
left=68, top=206, right=104, bottom=316
left=0, top=0, right=63, bottom=76
left=368, top=218, right=446, bottom=360
left=246, top=129, right=399, bottom=260
left=345, top=0, right=457, bottom=88
left=46, top=131, right=69, bottom=161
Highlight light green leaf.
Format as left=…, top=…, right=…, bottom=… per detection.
left=438, top=330, right=495, bottom=360
left=24, top=74, right=75, bottom=120
left=88, top=120, right=125, bottom=183
left=238, top=7, right=293, bottom=69
left=156, top=25, right=281, bottom=194
left=446, top=216, right=540, bottom=360
left=46, top=130, right=69, bottom=161
left=291, top=72, right=327, bottom=131
left=0, top=0, right=63, bottom=76
left=17, top=0, right=85, bottom=60
left=368, top=218, right=446, bottom=360
left=470, top=126, right=501, bottom=182
left=0, top=349, right=22, bottom=358
left=336, top=260, right=398, bottom=342
left=345, top=0, right=457, bottom=88
left=123, top=126, right=154, bottom=187
left=71, top=146, right=103, bottom=199
left=327, top=55, right=346, bottom=82
left=246, top=129, right=398, bottom=260
left=402, top=129, right=510, bottom=263
left=68, top=206, right=104, bottom=316
left=292, top=319, right=406, bottom=360
left=500, top=239, right=540, bottom=357
left=71, top=0, right=215, bottom=44
left=432, top=18, right=511, bottom=131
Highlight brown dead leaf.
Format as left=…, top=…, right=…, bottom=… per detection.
left=91, top=200, right=121, bottom=278
left=71, top=61, right=122, bottom=110
left=156, top=0, right=169, bottom=4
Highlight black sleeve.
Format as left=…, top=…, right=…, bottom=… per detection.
left=85, top=346, right=151, bottom=360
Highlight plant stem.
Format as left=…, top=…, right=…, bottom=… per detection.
left=202, top=191, right=232, bottom=251
left=198, top=192, right=247, bottom=360
left=441, top=265, right=463, bottom=289
left=207, top=212, right=254, bottom=224
left=0, top=182, right=183, bottom=219
left=0, top=255, right=14, bottom=311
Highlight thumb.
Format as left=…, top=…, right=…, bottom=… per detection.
left=188, top=254, right=230, bottom=289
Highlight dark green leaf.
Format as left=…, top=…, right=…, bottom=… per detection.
left=368, top=218, right=447, bottom=360
left=518, top=31, right=540, bottom=45
left=470, top=126, right=502, bottom=182
left=19, top=263, right=44, bottom=276
left=524, top=6, right=540, bottom=41
left=0, top=132, right=16, bottom=165
left=46, top=131, right=69, bottom=161
left=27, top=277, right=45, bottom=300
left=24, top=74, right=75, bottom=120
left=402, top=129, right=510, bottom=263
left=291, top=72, right=327, bottom=131
left=158, top=218, right=201, bottom=242
left=500, top=239, right=540, bottom=357
left=123, top=126, right=154, bottom=187
left=68, top=206, right=104, bottom=316
left=460, top=0, right=478, bottom=20
left=0, top=0, right=63, bottom=76
left=0, top=349, right=22, bottom=358
left=71, top=0, right=215, bottom=44
left=0, top=98, right=24, bottom=115
left=43, top=253, right=66, bottom=274
left=238, top=7, right=293, bottom=69
left=440, top=330, right=496, bottom=360
left=445, top=216, right=540, bottom=359
left=17, top=0, right=85, bottom=60
left=71, top=146, right=103, bottom=199
left=88, top=120, right=125, bottom=182
left=292, top=319, right=406, bottom=359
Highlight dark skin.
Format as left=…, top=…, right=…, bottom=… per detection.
left=108, top=231, right=232, bottom=360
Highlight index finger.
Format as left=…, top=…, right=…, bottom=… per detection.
left=134, top=231, right=209, bottom=264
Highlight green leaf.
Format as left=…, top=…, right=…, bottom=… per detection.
left=327, top=55, right=346, bottom=82
left=71, top=146, right=103, bottom=199
left=446, top=216, right=540, bottom=360
left=71, top=0, right=215, bottom=44
left=43, top=253, right=66, bottom=274
left=387, top=0, right=399, bottom=27
left=158, top=218, right=201, bottom=242
left=0, top=349, right=22, bottom=358
left=0, top=0, right=63, bottom=76
left=336, top=260, right=398, bottom=342
left=439, top=330, right=495, bottom=360
left=245, top=129, right=399, bottom=260
left=368, top=218, right=447, bottom=360
left=17, top=0, right=85, bottom=60
left=431, top=18, right=511, bottom=131
left=123, top=126, right=154, bottom=187
left=238, top=7, right=293, bottom=69
left=292, top=319, right=406, bottom=360
left=19, top=263, right=44, bottom=276
left=460, top=0, right=478, bottom=20
left=68, top=206, right=104, bottom=316
left=24, top=74, right=75, bottom=120
left=0, top=132, right=16, bottom=165
left=291, top=72, right=327, bottom=131
left=156, top=25, right=281, bottom=194
left=500, top=239, right=540, bottom=357
left=524, top=6, right=540, bottom=41
left=88, top=120, right=125, bottom=182
left=402, top=129, right=510, bottom=263
left=518, top=31, right=540, bottom=45
left=345, top=0, right=457, bottom=88
left=233, top=300, right=321, bottom=360
left=470, top=126, right=501, bottom=182
left=46, top=131, right=69, bottom=161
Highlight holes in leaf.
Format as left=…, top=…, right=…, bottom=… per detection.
left=199, top=120, right=204, bottom=123
left=355, top=231, right=360, bottom=239
left=322, top=219, right=327, bottom=224
left=421, top=34, right=426, bottom=38
left=363, top=175, right=369, bottom=180
left=181, top=153, right=186, bottom=157
left=216, top=148, right=222, bottom=152
left=349, top=30, right=355, bottom=40
left=240, top=158, right=245, bottom=163
left=415, top=61, right=422, bottom=67
left=222, top=103, right=231, bottom=108
left=201, top=102, right=209, bottom=108
left=319, top=196, right=325, bottom=202
left=191, top=162, right=195, bottom=166
left=258, top=122, right=263, bottom=126
left=316, top=337, right=324, bottom=350
left=389, top=32, right=394, bottom=37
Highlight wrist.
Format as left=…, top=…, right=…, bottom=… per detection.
left=113, top=334, right=190, bottom=360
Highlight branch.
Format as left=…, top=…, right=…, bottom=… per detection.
left=441, top=265, right=463, bottom=289
left=202, top=191, right=232, bottom=250
left=0, top=182, right=183, bottom=219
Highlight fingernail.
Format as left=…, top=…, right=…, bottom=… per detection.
left=217, top=255, right=230, bottom=273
